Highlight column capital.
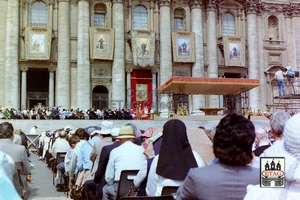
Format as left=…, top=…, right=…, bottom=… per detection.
left=112, top=0, right=124, bottom=4
left=190, top=0, right=202, bottom=9
left=21, top=67, right=28, bottom=72
left=58, top=0, right=69, bottom=3
left=205, top=0, right=217, bottom=11
left=245, top=0, right=260, bottom=15
left=22, top=0, right=29, bottom=5
left=157, top=0, right=171, bottom=8
left=49, top=63, right=56, bottom=72
left=283, top=3, right=300, bottom=17
left=152, top=68, right=159, bottom=74
left=150, top=0, right=155, bottom=9
left=126, top=68, right=133, bottom=73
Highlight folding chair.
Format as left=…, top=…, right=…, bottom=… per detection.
left=116, top=170, right=139, bottom=200
left=161, top=186, right=179, bottom=196
left=119, top=195, right=174, bottom=200
left=52, top=152, right=66, bottom=185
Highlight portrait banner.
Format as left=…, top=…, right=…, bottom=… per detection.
left=224, top=36, right=245, bottom=66
left=25, top=27, right=52, bottom=60
left=90, top=28, right=114, bottom=60
left=136, top=84, right=148, bottom=101
left=172, top=32, right=195, bottom=63
left=131, top=30, right=155, bottom=67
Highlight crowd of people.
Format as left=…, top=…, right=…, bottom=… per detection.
left=0, top=106, right=152, bottom=120
left=1, top=111, right=300, bottom=200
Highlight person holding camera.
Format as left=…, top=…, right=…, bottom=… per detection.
left=274, top=68, right=286, bottom=96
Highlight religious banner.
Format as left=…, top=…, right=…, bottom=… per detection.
left=90, top=27, right=114, bottom=60
left=131, top=30, right=155, bottom=67
left=172, top=32, right=195, bottom=63
left=25, top=27, right=52, bottom=60
left=224, top=36, right=245, bottom=67
left=136, top=84, right=148, bottom=101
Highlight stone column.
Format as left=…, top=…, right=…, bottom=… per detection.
left=21, top=68, right=27, bottom=109
left=5, top=0, right=19, bottom=108
left=158, top=0, right=172, bottom=118
left=206, top=0, right=219, bottom=108
left=57, top=0, right=70, bottom=108
left=126, top=69, right=132, bottom=109
left=190, top=0, right=205, bottom=115
left=257, top=13, right=265, bottom=109
left=77, top=0, right=90, bottom=109
left=150, top=0, right=154, bottom=30
left=49, top=68, right=55, bottom=108
left=152, top=69, right=158, bottom=111
left=241, top=9, right=246, bottom=38
left=290, top=11, right=300, bottom=93
left=111, top=0, right=125, bottom=109
left=246, top=1, right=260, bottom=110
left=290, top=14, right=300, bottom=72
left=127, top=1, right=132, bottom=30
left=284, top=14, right=295, bottom=69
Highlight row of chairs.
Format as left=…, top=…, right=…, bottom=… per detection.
left=51, top=152, right=68, bottom=196
left=51, top=155, right=177, bottom=200
left=117, top=170, right=178, bottom=200
left=52, top=152, right=67, bottom=185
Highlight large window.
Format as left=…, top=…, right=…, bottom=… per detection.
left=133, top=5, right=148, bottom=30
left=94, top=3, right=106, bottom=27
left=174, top=18, right=183, bottom=31
left=174, top=8, right=185, bottom=31
left=30, top=1, right=47, bottom=27
left=222, top=13, right=235, bottom=36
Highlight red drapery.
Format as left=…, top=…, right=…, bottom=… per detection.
left=130, top=69, right=153, bottom=111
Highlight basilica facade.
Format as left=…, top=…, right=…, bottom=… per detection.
left=0, top=0, right=299, bottom=115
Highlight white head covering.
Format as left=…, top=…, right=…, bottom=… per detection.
left=110, top=127, right=120, bottom=137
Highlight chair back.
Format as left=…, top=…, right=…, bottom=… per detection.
left=116, top=170, right=139, bottom=200
left=56, top=152, right=67, bottom=165
left=119, top=195, right=174, bottom=200
left=161, top=186, right=179, bottom=196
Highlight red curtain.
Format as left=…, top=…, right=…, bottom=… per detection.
left=130, top=69, right=153, bottom=110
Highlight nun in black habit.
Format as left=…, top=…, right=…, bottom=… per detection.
left=145, top=119, right=205, bottom=196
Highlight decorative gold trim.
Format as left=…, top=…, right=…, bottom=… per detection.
left=224, top=36, right=245, bottom=67
left=131, top=30, right=156, bottom=67
left=90, top=27, right=114, bottom=60
left=25, top=27, right=52, bottom=60
left=172, top=31, right=195, bottom=63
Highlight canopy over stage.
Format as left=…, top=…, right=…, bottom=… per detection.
left=157, top=77, right=260, bottom=95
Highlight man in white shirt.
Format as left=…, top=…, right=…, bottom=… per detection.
left=103, top=126, right=146, bottom=200
left=274, top=68, right=286, bottom=96
left=51, top=130, right=69, bottom=159
left=29, top=126, right=37, bottom=134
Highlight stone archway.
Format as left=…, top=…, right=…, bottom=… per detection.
left=92, top=85, right=108, bottom=110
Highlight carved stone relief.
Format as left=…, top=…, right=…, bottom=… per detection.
left=268, top=52, right=282, bottom=65
left=91, top=79, right=111, bottom=88
left=92, top=64, right=111, bottom=78
left=173, top=66, right=191, bottom=77
left=174, top=70, right=188, bottom=77
left=94, top=68, right=108, bottom=77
